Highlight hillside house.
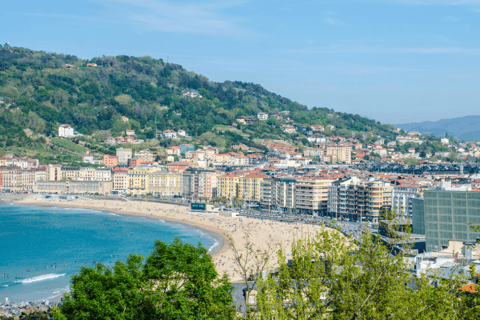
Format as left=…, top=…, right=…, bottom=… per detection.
left=281, top=125, right=296, bottom=134
left=86, top=63, right=97, bottom=67
left=307, top=133, right=326, bottom=144
left=237, top=116, right=258, bottom=125
left=163, top=130, right=177, bottom=139
left=58, top=124, right=74, bottom=138
left=178, top=130, right=186, bottom=137
left=232, top=144, right=249, bottom=151
left=166, top=146, right=182, bottom=156
left=63, top=64, right=79, bottom=69
left=257, top=112, right=268, bottom=121
left=310, top=125, right=325, bottom=132
left=182, top=89, right=203, bottom=98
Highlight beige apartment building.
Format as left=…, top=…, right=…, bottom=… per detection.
left=217, top=170, right=268, bottom=202
left=0, top=167, right=40, bottom=191
left=123, top=167, right=183, bottom=196
left=326, top=144, right=352, bottom=164
left=127, top=167, right=151, bottom=195
left=367, top=180, right=393, bottom=221
left=147, top=170, right=183, bottom=196
left=295, top=178, right=333, bottom=216
left=47, top=165, right=63, bottom=181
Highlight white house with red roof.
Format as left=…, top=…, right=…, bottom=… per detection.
left=163, top=130, right=177, bottom=139
left=58, top=124, right=74, bottom=137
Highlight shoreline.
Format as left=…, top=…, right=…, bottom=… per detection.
left=14, top=201, right=229, bottom=257
left=12, top=197, right=331, bottom=283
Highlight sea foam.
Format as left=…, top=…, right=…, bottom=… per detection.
left=17, top=274, right=66, bottom=284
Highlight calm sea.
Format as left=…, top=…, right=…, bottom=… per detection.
left=0, top=204, right=216, bottom=303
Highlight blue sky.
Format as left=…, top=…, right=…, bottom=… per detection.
left=2, top=0, right=479, bottom=124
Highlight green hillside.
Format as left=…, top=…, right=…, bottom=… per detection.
left=0, top=45, right=397, bottom=162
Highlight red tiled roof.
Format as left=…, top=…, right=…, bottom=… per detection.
left=462, top=283, right=478, bottom=293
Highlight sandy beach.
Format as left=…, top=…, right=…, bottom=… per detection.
left=17, top=198, right=332, bottom=282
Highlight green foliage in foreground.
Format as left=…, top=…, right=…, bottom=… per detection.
left=53, top=238, right=236, bottom=320
left=253, top=220, right=475, bottom=320
left=52, top=216, right=480, bottom=320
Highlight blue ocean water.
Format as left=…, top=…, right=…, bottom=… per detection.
left=0, top=204, right=215, bottom=303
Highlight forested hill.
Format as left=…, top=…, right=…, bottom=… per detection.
left=0, top=45, right=397, bottom=153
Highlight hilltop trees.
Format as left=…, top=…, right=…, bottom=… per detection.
left=0, top=45, right=398, bottom=155
left=53, top=238, right=236, bottom=320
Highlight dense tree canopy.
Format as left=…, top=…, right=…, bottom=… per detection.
left=0, top=45, right=397, bottom=152
left=53, top=238, right=236, bottom=320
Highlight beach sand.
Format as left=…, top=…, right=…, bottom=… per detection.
left=17, top=198, right=333, bottom=282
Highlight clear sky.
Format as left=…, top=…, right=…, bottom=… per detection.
left=2, top=0, right=479, bottom=125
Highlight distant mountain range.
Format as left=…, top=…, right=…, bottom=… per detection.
left=396, top=116, right=480, bottom=141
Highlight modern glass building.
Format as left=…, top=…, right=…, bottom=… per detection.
left=412, top=198, right=425, bottom=235
left=413, top=190, right=480, bottom=251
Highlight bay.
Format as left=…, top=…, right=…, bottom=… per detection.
left=0, top=204, right=215, bottom=302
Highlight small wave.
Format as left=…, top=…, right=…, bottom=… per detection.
left=208, top=239, right=220, bottom=253
left=16, top=274, right=66, bottom=284
left=1, top=285, right=8, bottom=287
left=102, top=211, right=119, bottom=216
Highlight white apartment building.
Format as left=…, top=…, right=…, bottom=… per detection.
left=0, top=157, right=39, bottom=169
left=260, top=180, right=272, bottom=209
left=271, top=178, right=297, bottom=212
left=58, top=124, right=74, bottom=138
left=60, top=167, right=112, bottom=182
left=116, top=148, right=132, bottom=165
left=396, top=135, right=424, bottom=145
left=391, top=184, right=425, bottom=218
left=307, top=134, right=327, bottom=144
left=374, top=148, right=387, bottom=157
left=113, top=171, right=128, bottom=192
left=134, top=149, right=155, bottom=162
left=328, top=177, right=362, bottom=218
